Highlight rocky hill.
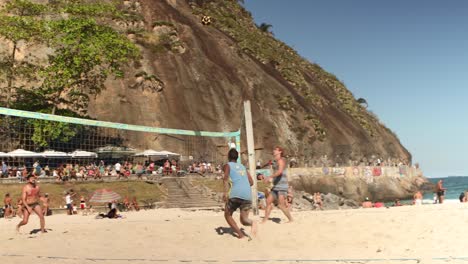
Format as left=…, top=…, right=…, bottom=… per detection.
left=0, top=0, right=411, bottom=166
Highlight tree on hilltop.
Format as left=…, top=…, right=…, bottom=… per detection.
left=0, top=0, right=140, bottom=147
left=357, top=98, right=368, bottom=108
left=257, top=22, right=273, bottom=34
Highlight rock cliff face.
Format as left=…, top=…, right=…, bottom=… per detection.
left=1, top=0, right=411, bottom=166
left=87, top=0, right=411, bottom=165
left=291, top=175, right=433, bottom=202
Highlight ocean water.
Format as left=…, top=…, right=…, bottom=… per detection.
left=422, top=176, right=468, bottom=203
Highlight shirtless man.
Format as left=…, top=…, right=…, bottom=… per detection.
left=436, top=180, right=447, bottom=204
left=4, top=193, right=13, bottom=218
left=17, top=175, right=46, bottom=233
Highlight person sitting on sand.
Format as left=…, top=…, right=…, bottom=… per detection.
left=362, top=197, right=373, bottom=208
left=413, top=191, right=423, bottom=205
left=98, top=207, right=119, bottom=219
left=286, top=186, right=294, bottom=211
left=223, top=148, right=257, bottom=239
left=393, top=199, right=402, bottom=206
left=16, top=198, right=23, bottom=219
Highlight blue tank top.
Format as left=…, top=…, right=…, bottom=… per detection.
left=272, top=158, right=288, bottom=191
left=228, top=162, right=252, bottom=201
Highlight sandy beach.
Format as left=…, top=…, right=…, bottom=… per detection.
left=2, top=204, right=468, bottom=264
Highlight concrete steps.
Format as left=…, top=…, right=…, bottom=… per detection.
left=161, top=177, right=221, bottom=209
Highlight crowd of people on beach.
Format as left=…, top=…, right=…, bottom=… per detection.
left=0, top=158, right=227, bottom=182
left=2, top=143, right=450, bottom=242
left=2, top=172, right=147, bottom=234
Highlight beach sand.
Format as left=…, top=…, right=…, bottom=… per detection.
left=2, top=204, right=468, bottom=264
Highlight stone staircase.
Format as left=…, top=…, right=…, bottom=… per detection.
left=161, top=177, right=221, bottom=209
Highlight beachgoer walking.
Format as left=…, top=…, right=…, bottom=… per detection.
left=16, top=175, right=46, bottom=233
left=40, top=193, right=50, bottom=216
left=4, top=193, right=13, bottom=218
left=65, top=190, right=76, bottom=215
left=436, top=179, right=447, bottom=204
left=262, top=146, right=293, bottom=223
left=223, top=148, right=257, bottom=239
left=413, top=191, right=423, bottom=205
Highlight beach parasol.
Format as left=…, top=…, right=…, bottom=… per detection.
left=89, top=189, right=121, bottom=203
left=39, top=150, right=69, bottom=158
left=7, top=149, right=41, bottom=157
left=134, top=149, right=180, bottom=158
left=69, top=150, right=98, bottom=158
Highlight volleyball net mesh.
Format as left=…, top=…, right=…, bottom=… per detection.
left=0, top=107, right=240, bottom=167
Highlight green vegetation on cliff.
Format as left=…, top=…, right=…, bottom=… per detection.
left=0, top=0, right=140, bottom=147
left=190, top=0, right=378, bottom=137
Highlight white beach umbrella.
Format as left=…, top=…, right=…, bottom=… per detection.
left=134, top=149, right=163, bottom=157
left=39, top=150, right=69, bottom=158
left=69, top=150, right=98, bottom=158
left=7, top=149, right=41, bottom=157
left=159, top=150, right=180, bottom=157
left=0, top=152, right=9, bottom=157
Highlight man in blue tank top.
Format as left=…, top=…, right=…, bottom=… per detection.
left=223, top=148, right=257, bottom=239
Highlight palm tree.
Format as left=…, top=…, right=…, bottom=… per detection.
left=257, top=23, right=273, bottom=33
left=357, top=98, right=368, bottom=108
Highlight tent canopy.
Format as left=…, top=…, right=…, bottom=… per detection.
left=7, top=149, right=41, bottom=157
left=39, top=150, right=69, bottom=158
left=134, top=149, right=180, bottom=158
left=69, top=150, right=98, bottom=158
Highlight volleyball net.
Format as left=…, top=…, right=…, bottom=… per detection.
left=0, top=107, right=240, bottom=167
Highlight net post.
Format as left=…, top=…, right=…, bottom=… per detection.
left=243, top=100, right=258, bottom=215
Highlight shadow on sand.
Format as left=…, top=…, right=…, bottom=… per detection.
left=29, top=228, right=51, bottom=235
left=214, top=226, right=249, bottom=238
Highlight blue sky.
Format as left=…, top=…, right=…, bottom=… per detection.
left=244, top=0, right=468, bottom=177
